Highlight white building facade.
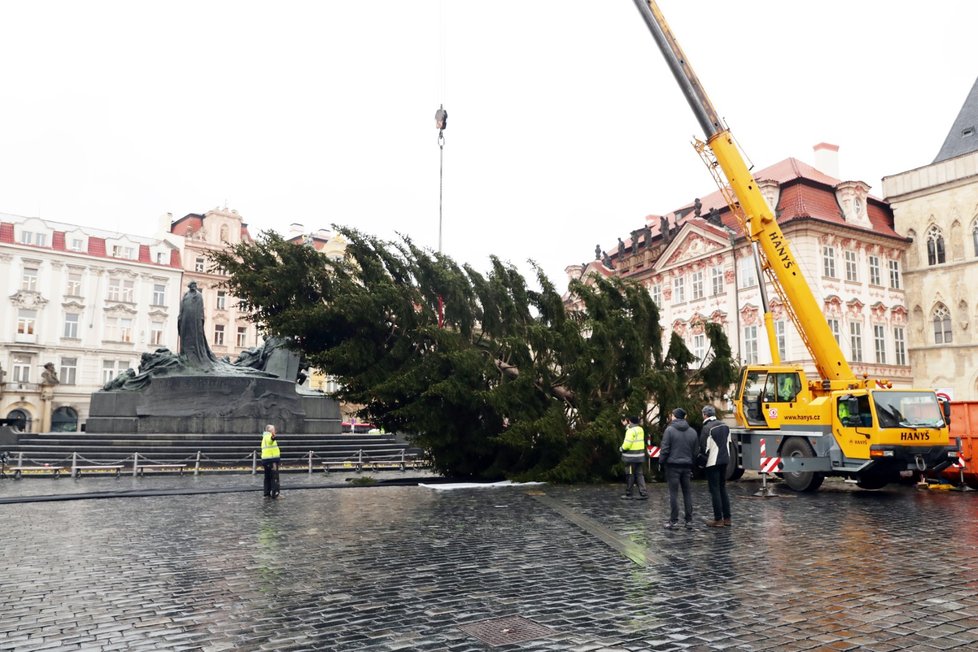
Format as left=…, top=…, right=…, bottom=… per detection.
left=0, top=213, right=183, bottom=432
left=574, top=151, right=913, bottom=388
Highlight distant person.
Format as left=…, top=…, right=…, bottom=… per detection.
left=659, top=408, right=699, bottom=529
left=619, top=416, right=648, bottom=500
left=260, top=424, right=281, bottom=498
left=699, top=405, right=732, bottom=527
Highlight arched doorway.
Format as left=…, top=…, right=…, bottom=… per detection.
left=51, top=406, right=79, bottom=432
left=5, top=409, right=31, bottom=433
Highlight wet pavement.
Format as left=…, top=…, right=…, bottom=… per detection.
left=2, top=474, right=978, bottom=651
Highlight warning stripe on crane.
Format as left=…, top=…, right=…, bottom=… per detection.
left=953, top=456, right=966, bottom=470
left=760, top=456, right=782, bottom=473
left=646, top=445, right=660, bottom=459
left=758, top=437, right=781, bottom=474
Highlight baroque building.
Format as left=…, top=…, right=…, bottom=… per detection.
left=883, top=77, right=978, bottom=400
left=0, top=213, right=183, bottom=432
left=569, top=146, right=912, bottom=387
left=169, top=207, right=258, bottom=361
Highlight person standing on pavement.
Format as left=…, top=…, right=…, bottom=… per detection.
left=619, top=416, right=648, bottom=500
left=659, top=408, right=699, bottom=529
left=700, top=405, right=732, bottom=527
left=260, top=424, right=281, bottom=497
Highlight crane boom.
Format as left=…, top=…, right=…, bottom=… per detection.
left=631, top=0, right=852, bottom=382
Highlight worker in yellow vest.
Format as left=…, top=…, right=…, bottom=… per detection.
left=260, top=424, right=281, bottom=497
left=620, top=416, right=648, bottom=500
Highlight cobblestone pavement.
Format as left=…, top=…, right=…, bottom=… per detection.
left=2, top=476, right=978, bottom=651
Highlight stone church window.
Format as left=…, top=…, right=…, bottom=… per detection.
left=926, top=225, right=946, bottom=265
left=933, top=304, right=952, bottom=344
left=972, top=220, right=978, bottom=257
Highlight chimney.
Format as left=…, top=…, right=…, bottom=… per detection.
left=813, top=143, right=840, bottom=179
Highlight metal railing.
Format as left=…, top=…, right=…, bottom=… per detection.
left=0, top=448, right=430, bottom=478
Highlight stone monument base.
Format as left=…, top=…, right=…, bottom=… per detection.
left=86, top=376, right=341, bottom=435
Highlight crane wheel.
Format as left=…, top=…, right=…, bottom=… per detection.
left=781, top=438, right=824, bottom=492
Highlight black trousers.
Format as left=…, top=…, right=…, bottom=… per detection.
left=262, top=458, right=280, bottom=495
left=706, top=464, right=731, bottom=520
left=665, top=464, right=693, bottom=524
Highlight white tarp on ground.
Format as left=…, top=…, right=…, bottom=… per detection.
left=418, top=481, right=546, bottom=491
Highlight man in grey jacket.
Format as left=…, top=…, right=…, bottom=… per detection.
left=659, top=407, right=699, bottom=529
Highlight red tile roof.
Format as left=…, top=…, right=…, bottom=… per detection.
left=0, top=222, right=13, bottom=243
left=609, top=156, right=900, bottom=259
left=88, top=237, right=106, bottom=257
left=52, top=231, right=66, bottom=250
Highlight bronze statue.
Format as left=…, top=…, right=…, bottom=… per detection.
left=40, top=362, right=59, bottom=386
left=178, top=281, right=218, bottom=368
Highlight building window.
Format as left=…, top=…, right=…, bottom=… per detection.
left=153, top=284, right=166, bottom=306
left=20, top=230, right=34, bottom=245
left=691, top=271, right=704, bottom=300
left=874, top=324, right=886, bottom=364
left=775, top=320, right=786, bottom=361
left=195, top=257, right=206, bottom=273
left=973, top=222, right=978, bottom=257
left=711, top=266, right=724, bottom=296
left=102, top=360, right=129, bottom=385
left=70, top=238, right=84, bottom=252
left=214, top=324, right=225, bottom=346
left=236, top=326, right=248, bottom=348
left=692, top=332, right=706, bottom=362
left=673, top=276, right=685, bottom=304
left=216, top=290, right=227, bottom=310
left=63, top=313, right=80, bottom=339
left=850, top=321, right=863, bottom=363
left=60, top=357, right=77, bottom=385
left=739, top=259, right=757, bottom=287
left=105, top=317, right=133, bottom=343
left=888, top=260, right=901, bottom=289
left=67, top=272, right=82, bottom=296
left=111, top=245, right=135, bottom=259
left=827, top=318, right=840, bottom=345
left=150, top=321, right=164, bottom=346
left=868, top=255, right=881, bottom=286
left=22, top=267, right=39, bottom=291
left=927, top=225, right=946, bottom=265
left=894, top=327, right=907, bottom=366
left=36, top=233, right=47, bottom=247
left=844, top=250, right=858, bottom=282
left=822, top=246, right=836, bottom=278
left=933, top=304, right=952, bottom=344
left=744, top=326, right=758, bottom=364
left=17, top=309, right=37, bottom=337
left=650, top=284, right=661, bottom=307
left=220, top=225, right=230, bottom=242
left=12, top=354, right=32, bottom=382
left=156, top=251, right=167, bottom=264
left=108, top=278, right=135, bottom=302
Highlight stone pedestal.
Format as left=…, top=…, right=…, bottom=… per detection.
left=86, top=376, right=341, bottom=435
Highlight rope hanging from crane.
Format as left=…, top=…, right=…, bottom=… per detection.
left=435, top=104, right=447, bottom=329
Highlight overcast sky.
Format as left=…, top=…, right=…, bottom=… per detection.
left=2, top=1, right=975, bottom=291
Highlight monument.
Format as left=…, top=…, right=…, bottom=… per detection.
left=85, top=282, right=341, bottom=435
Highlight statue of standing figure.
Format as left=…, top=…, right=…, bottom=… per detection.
left=178, top=281, right=218, bottom=368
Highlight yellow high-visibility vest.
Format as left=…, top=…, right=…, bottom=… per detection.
left=622, top=425, right=645, bottom=452
left=261, top=431, right=280, bottom=459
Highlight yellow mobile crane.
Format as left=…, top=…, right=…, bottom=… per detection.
left=632, top=0, right=956, bottom=490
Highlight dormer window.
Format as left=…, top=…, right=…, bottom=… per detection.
left=111, top=245, right=135, bottom=259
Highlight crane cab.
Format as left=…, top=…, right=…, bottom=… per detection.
left=734, top=365, right=811, bottom=429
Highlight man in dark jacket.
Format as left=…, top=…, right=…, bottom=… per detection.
left=700, top=405, right=732, bottom=527
left=659, top=407, right=699, bottom=529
